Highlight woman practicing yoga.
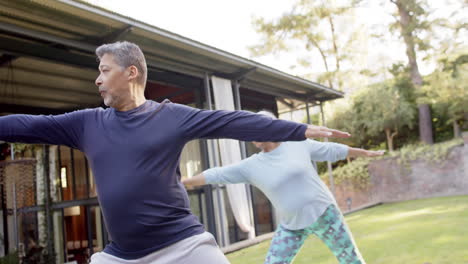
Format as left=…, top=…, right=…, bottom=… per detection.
left=183, top=111, right=384, bottom=264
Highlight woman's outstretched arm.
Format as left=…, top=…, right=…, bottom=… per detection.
left=182, top=173, right=206, bottom=187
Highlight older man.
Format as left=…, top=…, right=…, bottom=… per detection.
left=0, top=41, right=350, bottom=264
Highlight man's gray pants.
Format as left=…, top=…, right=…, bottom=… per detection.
left=89, top=232, right=230, bottom=264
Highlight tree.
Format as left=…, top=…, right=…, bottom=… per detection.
left=390, top=0, right=434, bottom=144
left=420, top=53, right=468, bottom=138
left=325, top=99, right=365, bottom=147
left=352, top=83, right=416, bottom=151
left=249, top=0, right=362, bottom=91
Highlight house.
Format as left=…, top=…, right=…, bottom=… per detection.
left=0, top=0, right=343, bottom=263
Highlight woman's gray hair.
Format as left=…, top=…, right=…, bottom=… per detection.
left=257, top=110, right=277, bottom=119
left=96, top=41, right=147, bottom=86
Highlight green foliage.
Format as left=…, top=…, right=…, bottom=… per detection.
left=432, top=107, right=459, bottom=143
left=22, top=247, right=56, bottom=264
left=441, top=54, right=468, bottom=78
left=319, top=138, right=463, bottom=189
left=0, top=252, right=19, bottom=264
left=9, top=144, right=41, bottom=160
left=321, top=157, right=372, bottom=190
left=389, top=137, right=463, bottom=165
left=326, top=79, right=417, bottom=150
left=301, top=112, right=320, bottom=126
left=324, top=61, right=421, bottom=150
left=388, top=63, right=415, bottom=102
left=323, top=100, right=366, bottom=147
left=353, top=83, right=416, bottom=138
left=12, top=143, right=31, bottom=155
left=419, top=53, right=468, bottom=128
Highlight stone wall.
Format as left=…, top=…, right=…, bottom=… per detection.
left=334, top=134, right=468, bottom=212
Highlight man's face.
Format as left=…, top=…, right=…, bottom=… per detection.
left=95, top=53, right=130, bottom=108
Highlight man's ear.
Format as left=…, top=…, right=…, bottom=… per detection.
left=127, top=65, right=139, bottom=81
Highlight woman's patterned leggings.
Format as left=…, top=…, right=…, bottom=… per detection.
left=265, top=204, right=365, bottom=264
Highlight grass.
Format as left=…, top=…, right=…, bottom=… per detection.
left=227, top=195, right=468, bottom=264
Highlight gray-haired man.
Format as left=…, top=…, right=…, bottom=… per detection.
left=0, top=41, right=350, bottom=263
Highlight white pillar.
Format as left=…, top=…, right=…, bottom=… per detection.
left=320, top=102, right=335, bottom=196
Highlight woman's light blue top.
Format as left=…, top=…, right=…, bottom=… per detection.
left=204, top=140, right=348, bottom=230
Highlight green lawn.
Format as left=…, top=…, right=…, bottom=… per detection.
left=227, top=195, right=468, bottom=264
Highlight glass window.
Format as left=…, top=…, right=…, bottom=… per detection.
left=59, top=147, right=73, bottom=201
left=72, top=149, right=88, bottom=199
left=252, top=186, right=275, bottom=235
left=54, top=205, right=105, bottom=264
left=17, top=212, right=40, bottom=262
left=223, top=188, right=248, bottom=243
left=58, top=147, right=91, bottom=200
left=88, top=168, right=96, bottom=198
left=179, top=140, right=203, bottom=181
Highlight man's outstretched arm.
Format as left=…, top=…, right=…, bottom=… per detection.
left=305, top=124, right=351, bottom=139
left=173, top=104, right=351, bottom=142
left=0, top=110, right=89, bottom=149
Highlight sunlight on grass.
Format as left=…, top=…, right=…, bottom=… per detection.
left=370, top=208, right=433, bottom=221
left=364, top=204, right=463, bottom=223
left=227, top=195, right=468, bottom=264
left=432, top=234, right=459, bottom=245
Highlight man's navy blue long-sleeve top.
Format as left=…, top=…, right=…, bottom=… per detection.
left=0, top=100, right=307, bottom=259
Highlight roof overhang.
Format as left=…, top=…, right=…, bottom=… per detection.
left=0, top=0, right=343, bottom=112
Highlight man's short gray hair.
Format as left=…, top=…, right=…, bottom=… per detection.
left=96, top=41, right=147, bottom=86
left=257, top=110, right=277, bottom=119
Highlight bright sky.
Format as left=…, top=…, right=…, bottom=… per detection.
left=88, top=0, right=301, bottom=71
left=86, top=0, right=461, bottom=79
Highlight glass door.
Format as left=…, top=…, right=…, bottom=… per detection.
left=60, top=204, right=106, bottom=264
